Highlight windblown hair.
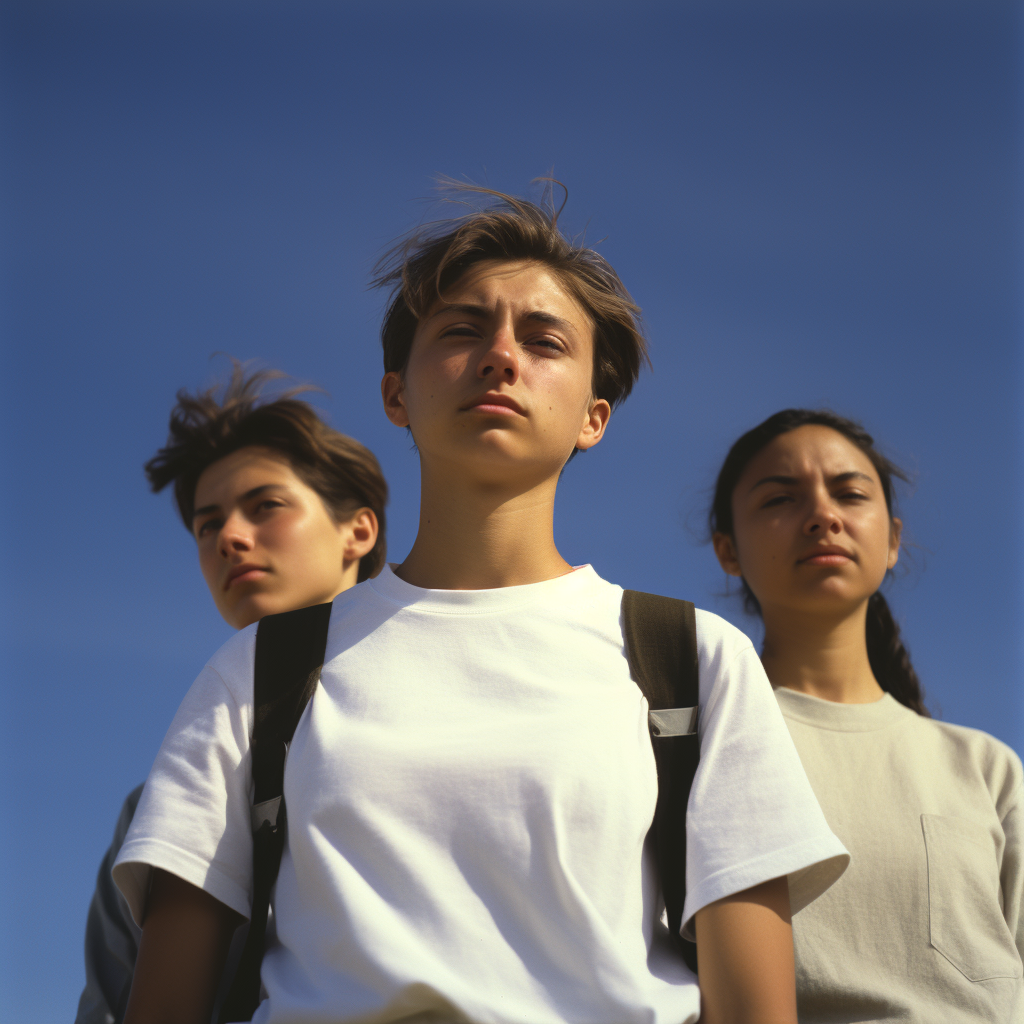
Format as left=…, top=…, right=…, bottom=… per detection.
left=709, top=408, right=928, bottom=716
left=371, top=181, right=648, bottom=409
left=144, top=362, right=388, bottom=581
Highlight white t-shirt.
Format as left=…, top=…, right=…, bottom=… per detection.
left=115, top=566, right=848, bottom=1024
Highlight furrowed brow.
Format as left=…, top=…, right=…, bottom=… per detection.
left=426, top=302, right=491, bottom=323
left=749, top=475, right=798, bottom=492
left=829, top=471, right=874, bottom=485
left=522, top=310, right=577, bottom=335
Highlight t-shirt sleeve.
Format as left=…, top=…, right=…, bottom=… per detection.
left=998, top=774, right=1024, bottom=963
left=681, top=611, right=849, bottom=937
left=112, top=628, right=257, bottom=927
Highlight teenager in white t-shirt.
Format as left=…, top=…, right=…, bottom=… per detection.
left=711, top=409, right=1024, bottom=1022
left=116, top=186, right=848, bottom=1024
left=77, top=366, right=387, bottom=1024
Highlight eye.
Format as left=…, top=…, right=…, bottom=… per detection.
left=837, top=490, right=869, bottom=502
left=528, top=336, right=563, bottom=353
left=195, top=517, right=221, bottom=538
left=760, top=494, right=793, bottom=509
left=254, top=498, right=285, bottom=514
left=439, top=323, right=480, bottom=339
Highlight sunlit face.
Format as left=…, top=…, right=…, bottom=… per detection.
left=192, top=446, right=375, bottom=629
left=381, top=260, right=611, bottom=485
left=713, top=425, right=901, bottom=617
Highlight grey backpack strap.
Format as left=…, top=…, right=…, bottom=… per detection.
left=218, top=601, right=334, bottom=1023
left=622, top=590, right=699, bottom=974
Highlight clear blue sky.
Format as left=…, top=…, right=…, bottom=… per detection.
left=1, top=1, right=1021, bottom=1018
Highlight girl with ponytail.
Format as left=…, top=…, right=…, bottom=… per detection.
left=710, top=409, right=1023, bottom=1023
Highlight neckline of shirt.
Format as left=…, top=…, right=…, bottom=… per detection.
left=363, top=562, right=604, bottom=615
left=774, top=686, right=915, bottom=732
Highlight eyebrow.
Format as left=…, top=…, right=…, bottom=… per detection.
left=191, top=484, right=281, bottom=523
left=748, top=471, right=874, bottom=493
left=426, top=303, right=578, bottom=337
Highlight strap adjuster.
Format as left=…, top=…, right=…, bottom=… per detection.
left=649, top=706, right=698, bottom=737
left=251, top=796, right=282, bottom=833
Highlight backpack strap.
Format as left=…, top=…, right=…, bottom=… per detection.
left=218, top=601, right=334, bottom=1024
left=621, top=590, right=699, bottom=974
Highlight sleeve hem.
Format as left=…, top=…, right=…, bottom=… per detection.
left=680, top=835, right=849, bottom=940
left=112, top=838, right=252, bottom=927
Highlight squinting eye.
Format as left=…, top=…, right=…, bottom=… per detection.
left=196, top=520, right=219, bottom=537
left=761, top=495, right=792, bottom=508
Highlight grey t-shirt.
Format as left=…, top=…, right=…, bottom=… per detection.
left=76, top=785, right=245, bottom=1024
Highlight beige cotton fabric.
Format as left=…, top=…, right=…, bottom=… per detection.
left=775, top=687, right=1024, bottom=1024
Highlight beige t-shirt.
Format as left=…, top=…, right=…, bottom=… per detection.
left=775, top=687, right=1024, bottom=1024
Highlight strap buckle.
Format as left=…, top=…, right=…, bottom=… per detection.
left=649, top=706, right=698, bottom=737
left=251, top=795, right=282, bottom=834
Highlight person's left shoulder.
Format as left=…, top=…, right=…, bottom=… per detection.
left=926, top=717, right=1024, bottom=804
left=692, top=607, right=758, bottom=672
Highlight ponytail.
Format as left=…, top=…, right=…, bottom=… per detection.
left=865, top=592, right=929, bottom=716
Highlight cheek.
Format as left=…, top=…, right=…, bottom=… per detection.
left=732, top=520, right=790, bottom=590
left=860, top=515, right=897, bottom=577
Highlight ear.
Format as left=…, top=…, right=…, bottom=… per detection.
left=381, top=372, right=409, bottom=428
left=887, top=517, right=902, bottom=571
left=574, top=398, right=612, bottom=452
left=340, top=508, right=379, bottom=564
left=712, top=532, right=744, bottom=578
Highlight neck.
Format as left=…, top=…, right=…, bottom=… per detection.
left=394, top=463, right=571, bottom=590
left=759, top=600, right=885, bottom=704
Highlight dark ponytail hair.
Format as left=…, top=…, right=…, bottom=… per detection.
left=709, top=408, right=928, bottom=717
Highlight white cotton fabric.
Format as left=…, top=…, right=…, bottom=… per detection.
left=115, top=565, right=847, bottom=1024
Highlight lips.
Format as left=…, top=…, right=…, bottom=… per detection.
left=798, top=546, right=855, bottom=566
left=461, top=392, right=526, bottom=416
left=225, top=563, right=269, bottom=590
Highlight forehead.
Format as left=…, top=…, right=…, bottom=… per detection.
left=742, top=425, right=880, bottom=484
left=427, top=259, right=592, bottom=329
left=194, top=446, right=300, bottom=506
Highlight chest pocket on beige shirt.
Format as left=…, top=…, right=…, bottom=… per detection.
left=922, top=813, right=1022, bottom=982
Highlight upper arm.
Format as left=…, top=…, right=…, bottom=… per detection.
left=1000, top=782, right=1024, bottom=960
left=694, top=875, right=796, bottom=1024
left=123, top=869, right=243, bottom=1024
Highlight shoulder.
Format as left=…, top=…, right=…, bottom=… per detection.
left=924, top=717, right=1024, bottom=811
left=200, top=622, right=258, bottom=707
left=693, top=607, right=758, bottom=673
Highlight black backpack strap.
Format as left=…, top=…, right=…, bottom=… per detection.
left=622, top=590, right=699, bottom=975
left=218, top=601, right=334, bottom=1023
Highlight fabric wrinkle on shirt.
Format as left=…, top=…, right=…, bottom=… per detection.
left=114, top=565, right=847, bottom=1024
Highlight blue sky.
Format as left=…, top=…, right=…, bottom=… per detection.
left=1, top=1, right=1021, bottom=1018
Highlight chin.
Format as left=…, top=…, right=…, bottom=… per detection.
left=230, top=596, right=277, bottom=630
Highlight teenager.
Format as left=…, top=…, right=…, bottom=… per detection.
left=76, top=366, right=387, bottom=1024
left=711, top=408, right=1024, bottom=1022
left=114, top=188, right=848, bottom=1024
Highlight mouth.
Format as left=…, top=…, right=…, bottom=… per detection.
left=460, top=392, right=526, bottom=417
left=225, top=564, right=269, bottom=590
left=797, top=546, right=855, bottom=567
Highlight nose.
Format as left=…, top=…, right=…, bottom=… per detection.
left=803, top=491, right=842, bottom=536
left=218, top=512, right=255, bottom=559
left=475, top=321, right=520, bottom=385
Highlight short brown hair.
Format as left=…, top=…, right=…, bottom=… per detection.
left=372, top=183, right=648, bottom=409
left=145, top=362, right=388, bottom=581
